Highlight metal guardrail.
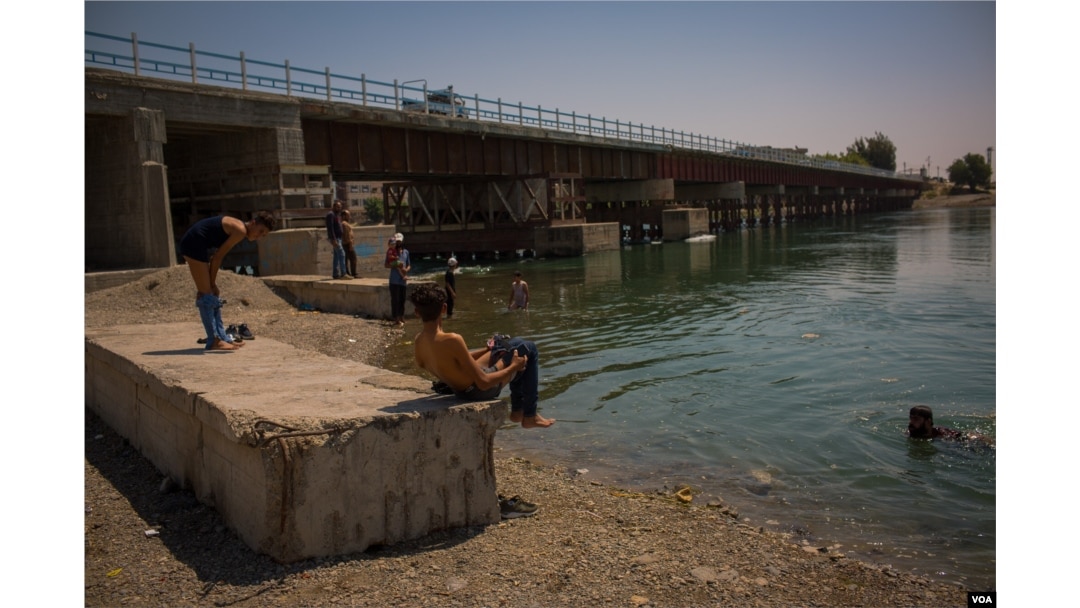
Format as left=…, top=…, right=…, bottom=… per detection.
left=85, top=31, right=920, bottom=182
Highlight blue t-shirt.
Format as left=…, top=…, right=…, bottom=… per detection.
left=389, top=248, right=410, bottom=286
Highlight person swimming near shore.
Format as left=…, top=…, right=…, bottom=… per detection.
left=907, top=405, right=993, bottom=445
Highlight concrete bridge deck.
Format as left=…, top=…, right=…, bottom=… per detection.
left=84, top=321, right=505, bottom=562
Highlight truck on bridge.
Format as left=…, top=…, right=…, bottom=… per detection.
left=402, top=85, right=469, bottom=118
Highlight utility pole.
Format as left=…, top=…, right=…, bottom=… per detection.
left=986, top=146, right=994, bottom=181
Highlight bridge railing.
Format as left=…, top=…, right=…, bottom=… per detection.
left=85, top=31, right=919, bottom=182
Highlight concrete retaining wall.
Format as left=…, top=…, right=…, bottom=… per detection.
left=258, top=226, right=395, bottom=278
left=85, top=322, right=505, bottom=562
left=261, top=276, right=432, bottom=320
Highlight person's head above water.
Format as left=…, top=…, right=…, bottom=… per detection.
left=908, top=405, right=936, bottom=438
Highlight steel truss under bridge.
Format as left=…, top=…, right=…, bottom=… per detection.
left=383, top=174, right=587, bottom=254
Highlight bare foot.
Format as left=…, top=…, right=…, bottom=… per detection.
left=208, top=339, right=240, bottom=351
left=510, top=411, right=523, bottom=423
left=521, top=414, right=555, bottom=428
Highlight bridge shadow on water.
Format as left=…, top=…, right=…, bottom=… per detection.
left=84, top=407, right=490, bottom=597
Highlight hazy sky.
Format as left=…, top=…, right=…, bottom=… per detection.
left=83, top=1, right=996, bottom=176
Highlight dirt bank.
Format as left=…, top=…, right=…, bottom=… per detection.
left=84, top=267, right=971, bottom=607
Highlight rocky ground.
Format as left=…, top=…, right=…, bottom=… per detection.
left=84, top=267, right=971, bottom=607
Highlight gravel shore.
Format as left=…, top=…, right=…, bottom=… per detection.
left=84, top=266, right=971, bottom=607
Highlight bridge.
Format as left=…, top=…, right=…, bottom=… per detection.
left=85, top=32, right=922, bottom=271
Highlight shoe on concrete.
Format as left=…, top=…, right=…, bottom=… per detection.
left=238, top=323, right=255, bottom=340
left=499, top=495, right=538, bottom=519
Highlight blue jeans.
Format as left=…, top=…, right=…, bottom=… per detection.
left=492, top=337, right=540, bottom=418
left=332, top=241, right=347, bottom=277
left=389, top=283, right=406, bottom=320
left=195, top=293, right=232, bottom=349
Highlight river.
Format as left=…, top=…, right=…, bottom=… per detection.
left=384, top=206, right=996, bottom=589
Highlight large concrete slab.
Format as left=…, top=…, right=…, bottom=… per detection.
left=84, top=322, right=505, bottom=562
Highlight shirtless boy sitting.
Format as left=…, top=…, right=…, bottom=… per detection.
left=409, top=283, right=555, bottom=429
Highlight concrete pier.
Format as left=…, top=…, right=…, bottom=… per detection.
left=84, top=322, right=505, bottom=562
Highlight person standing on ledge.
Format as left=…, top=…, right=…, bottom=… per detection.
left=179, top=212, right=275, bottom=351
left=508, top=270, right=529, bottom=310
left=340, top=208, right=357, bottom=279
left=386, top=233, right=411, bottom=327
left=325, top=200, right=347, bottom=279
left=410, top=283, right=555, bottom=429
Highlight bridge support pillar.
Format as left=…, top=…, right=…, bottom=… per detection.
left=85, top=108, right=175, bottom=272
left=661, top=208, right=709, bottom=240
left=534, top=223, right=620, bottom=257
left=746, top=185, right=784, bottom=228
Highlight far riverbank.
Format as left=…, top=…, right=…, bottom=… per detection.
left=912, top=191, right=995, bottom=209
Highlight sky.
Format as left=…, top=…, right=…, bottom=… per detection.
left=10, top=0, right=1078, bottom=603
left=80, top=1, right=995, bottom=177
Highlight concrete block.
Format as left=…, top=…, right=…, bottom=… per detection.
left=258, top=226, right=395, bottom=279
left=534, top=222, right=620, bottom=257
left=84, top=322, right=504, bottom=562
left=661, top=208, right=709, bottom=240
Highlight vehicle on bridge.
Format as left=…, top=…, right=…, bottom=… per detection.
left=402, top=86, right=469, bottom=118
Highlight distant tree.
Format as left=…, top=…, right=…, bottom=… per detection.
left=363, top=196, right=384, bottom=224
left=814, top=151, right=871, bottom=167
left=846, top=132, right=897, bottom=171
left=963, top=153, right=992, bottom=190
left=947, top=159, right=971, bottom=189
left=947, top=154, right=992, bottom=192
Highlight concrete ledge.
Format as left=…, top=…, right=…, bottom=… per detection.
left=261, top=275, right=434, bottom=319
left=86, top=267, right=170, bottom=293
left=84, top=322, right=505, bottom=562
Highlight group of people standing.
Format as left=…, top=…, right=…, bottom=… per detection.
left=325, top=200, right=358, bottom=280
left=323, top=201, right=415, bottom=328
